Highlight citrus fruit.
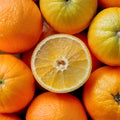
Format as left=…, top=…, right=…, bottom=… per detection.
left=83, top=66, right=120, bottom=120
left=98, top=0, right=120, bottom=8
left=0, top=54, right=35, bottom=113
left=0, top=113, right=21, bottom=120
left=0, top=0, right=42, bottom=53
left=75, top=32, right=102, bottom=72
left=26, top=92, right=88, bottom=120
left=31, top=34, right=92, bottom=93
left=40, top=0, right=97, bottom=34
left=88, top=7, right=120, bottom=66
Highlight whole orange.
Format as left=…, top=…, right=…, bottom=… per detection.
left=0, top=113, right=21, bottom=120
left=0, top=54, right=35, bottom=113
left=83, top=66, right=120, bottom=120
left=98, top=0, right=120, bottom=8
left=40, top=0, right=97, bottom=34
left=0, top=0, right=42, bottom=53
left=88, top=7, right=120, bottom=66
left=26, top=92, right=88, bottom=120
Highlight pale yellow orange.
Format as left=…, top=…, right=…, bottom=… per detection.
left=40, top=0, right=97, bottom=34
left=88, top=7, right=120, bottom=66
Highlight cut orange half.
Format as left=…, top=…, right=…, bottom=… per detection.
left=31, top=34, right=92, bottom=93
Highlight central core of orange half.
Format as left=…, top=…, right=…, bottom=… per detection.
left=55, top=58, right=68, bottom=72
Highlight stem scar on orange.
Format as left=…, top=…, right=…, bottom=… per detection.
left=83, top=66, right=120, bottom=120
left=0, top=54, right=35, bottom=113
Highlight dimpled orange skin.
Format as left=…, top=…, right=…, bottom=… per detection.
left=26, top=92, right=88, bottom=120
left=40, top=0, right=97, bottom=34
left=88, top=8, right=120, bottom=66
left=0, top=54, right=35, bottom=113
left=0, top=0, right=42, bottom=53
left=83, top=66, right=120, bottom=120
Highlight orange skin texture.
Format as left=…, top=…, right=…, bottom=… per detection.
left=98, top=0, right=120, bottom=8
left=0, top=0, right=42, bottom=53
left=0, top=54, right=35, bottom=113
left=83, top=66, right=120, bottom=120
left=75, top=32, right=102, bottom=72
left=26, top=92, right=88, bottom=120
left=0, top=114, right=21, bottom=120
left=88, top=8, right=120, bottom=66
left=40, top=0, right=97, bottom=34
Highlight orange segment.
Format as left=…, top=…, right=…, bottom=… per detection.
left=31, top=34, right=92, bottom=93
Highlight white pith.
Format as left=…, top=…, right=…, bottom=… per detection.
left=54, top=57, right=68, bottom=72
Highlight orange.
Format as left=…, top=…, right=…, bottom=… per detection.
left=83, top=66, right=120, bottom=120
left=75, top=32, right=102, bottom=72
left=26, top=92, right=88, bottom=120
left=40, top=0, right=97, bottom=34
left=0, top=113, right=21, bottom=120
left=98, top=0, right=120, bottom=8
left=31, top=34, right=92, bottom=93
left=88, top=7, right=120, bottom=66
left=22, top=21, right=57, bottom=67
left=0, top=0, right=42, bottom=53
left=0, top=54, right=35, bottom=113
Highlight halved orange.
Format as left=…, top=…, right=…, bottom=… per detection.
left=31, top=34, right=92, bottom=93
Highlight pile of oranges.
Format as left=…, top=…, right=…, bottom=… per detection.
left=0, top=0, right=120, bottom=120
